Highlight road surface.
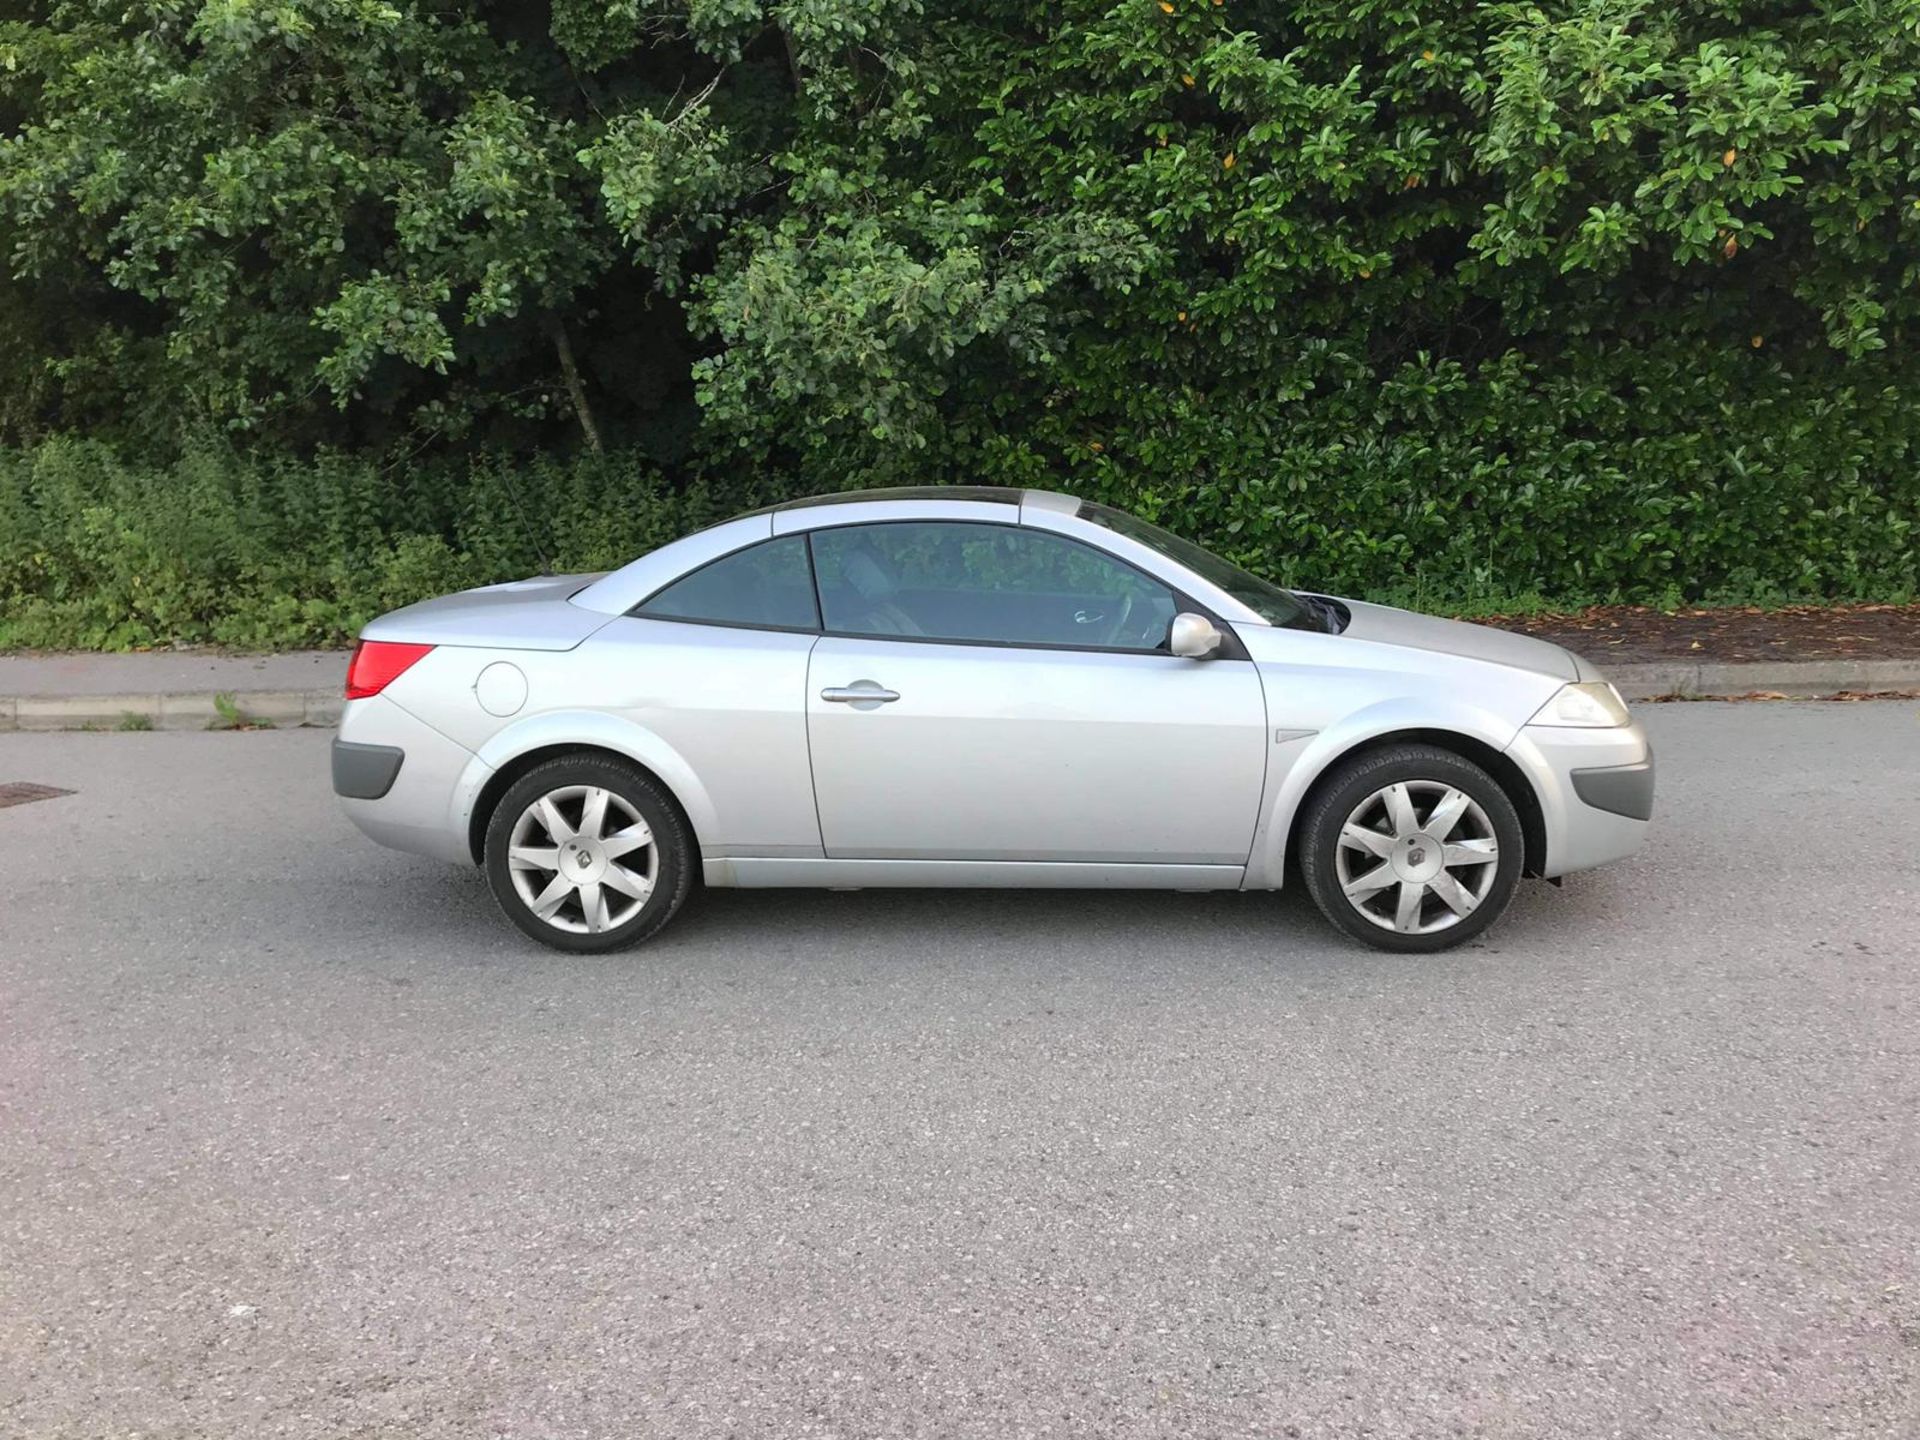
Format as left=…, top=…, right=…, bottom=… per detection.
left=2, top=702, right=1916, bottom=1437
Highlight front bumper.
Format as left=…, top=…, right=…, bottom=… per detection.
left=1504, top=720, right=1654, bottom=878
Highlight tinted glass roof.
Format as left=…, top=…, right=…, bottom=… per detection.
left=771, top=486, right=1022, bottom=511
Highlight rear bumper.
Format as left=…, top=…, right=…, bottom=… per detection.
left=334, top=695, right=484, bottom=864
left=1504, top=721, right=1654, bottom=878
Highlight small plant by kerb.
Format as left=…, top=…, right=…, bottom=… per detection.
left=208, top=693, right=272, bottom=732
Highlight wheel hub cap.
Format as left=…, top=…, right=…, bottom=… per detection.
left=558, top=838, right=606, bottom=884
left=1392, top=833, right=1444, bottom=884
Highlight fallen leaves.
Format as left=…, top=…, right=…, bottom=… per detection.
left=1480, top=602, right=1920, bottom=664
left=1645, top=690, right=1919, bottom=704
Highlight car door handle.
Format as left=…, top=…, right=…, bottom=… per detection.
left=821, top=683, right=901, bottom=706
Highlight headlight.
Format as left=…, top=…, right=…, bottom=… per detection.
left=1533, top=681, right=1630, bottom=728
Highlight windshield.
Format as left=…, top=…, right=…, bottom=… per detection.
left=1077, top=501, right=1313, bottom=630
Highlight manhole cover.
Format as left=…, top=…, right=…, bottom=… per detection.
left=0, top=782, right=75, bottom=809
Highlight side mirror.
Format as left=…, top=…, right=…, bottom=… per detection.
left=1169, top=612, right=1223, bottom=659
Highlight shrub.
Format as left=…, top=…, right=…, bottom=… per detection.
left=0, top=441, right=779, bottom=649
left=1, top=407, right=1912, bottom=652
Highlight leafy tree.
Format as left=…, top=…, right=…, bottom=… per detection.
left=0, top=0, right=731, bottom=451
left=2, top=1, right=1918, bottom=617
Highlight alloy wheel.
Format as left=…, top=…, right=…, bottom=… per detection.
left=1333, top=780, right=1500, bottom=936
left=506, top=785, right=658, bottom=935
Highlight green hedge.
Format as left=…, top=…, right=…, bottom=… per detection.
left=1045, top=343, right=1920, bottom=612
left=4, top=356, right=1914, bottom=652
left=0, top=442, right=772, bottom=649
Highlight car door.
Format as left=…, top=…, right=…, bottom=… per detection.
left=803, top=520, right=1269, bottom=865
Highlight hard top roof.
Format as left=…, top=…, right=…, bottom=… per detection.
left=767, top=485, right=1022, bottom=512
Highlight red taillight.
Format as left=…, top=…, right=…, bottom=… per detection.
left=344, top=640, right=435, bottom=700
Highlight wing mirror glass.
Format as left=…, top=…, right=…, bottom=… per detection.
left=1169, top=612, right=1223, bottom=659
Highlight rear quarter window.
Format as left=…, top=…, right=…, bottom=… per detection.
left=636, top=536, right=820, bottom=631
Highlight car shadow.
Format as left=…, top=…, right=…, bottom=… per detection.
left=349, top=852, right=1631, bottom=979
left=678, top=881, right=1327, bottom=945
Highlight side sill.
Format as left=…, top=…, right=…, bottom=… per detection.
left=705, top=858, right=1247, bottom=890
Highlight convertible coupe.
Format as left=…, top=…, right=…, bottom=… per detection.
left=333, top=487, right=1652, bottom=953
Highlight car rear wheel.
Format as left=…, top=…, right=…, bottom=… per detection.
left=483, top=755, right=693, bottom=953
left=1299, top=744, right=1524, bottom=953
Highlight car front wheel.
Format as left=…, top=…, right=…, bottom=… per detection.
left=1299, top=744, right=1525, bottom=953
left=483, top=755, right=693, bottom=953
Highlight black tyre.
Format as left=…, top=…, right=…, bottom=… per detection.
left=482, top=754, right=693, bottom=953
left=1298, top=744, right=1525, bottom=954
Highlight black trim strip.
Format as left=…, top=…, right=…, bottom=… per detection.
left=1570, top=757, right=1655, bottom=821
left=332, top=740, right=405, bottom=800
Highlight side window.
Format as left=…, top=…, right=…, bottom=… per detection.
left=810, top=522, right=1177, bottom=651
left=637, top=536, right=820, bottom=631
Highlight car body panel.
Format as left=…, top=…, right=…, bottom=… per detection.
left=805, top=636, right=1268, bottom=864
left=361, top=574, right=609, bottom=650
left=1241, top=701, right=1542, bottom=889
left=1331, top=598, right=1577, bottom=680
left=403, top=617, right=823, bottom=860
left=1231, top=618, right=1569, bottom=884
left=573, top=617, right=823, bottom=855
left=447, top=708, right=723, bottom=863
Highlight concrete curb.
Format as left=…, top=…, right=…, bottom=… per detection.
left=3, top=692, right=343, bottom=733
left=2, top=659, right=1916, bottom=732
left=1608, top=659, right=1920, bottom=700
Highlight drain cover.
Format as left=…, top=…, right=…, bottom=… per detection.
left=0, top=782, right=75, bottom=809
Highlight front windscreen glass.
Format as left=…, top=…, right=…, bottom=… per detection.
left=1076, top=502, right=1312, bottom=630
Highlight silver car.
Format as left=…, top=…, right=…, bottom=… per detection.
left=333, top=487, right=1652, bottom=954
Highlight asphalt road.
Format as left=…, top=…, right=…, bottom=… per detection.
left=2, top=703, right=1917, bottom=1438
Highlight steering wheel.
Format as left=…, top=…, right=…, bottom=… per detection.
left=1099, top=590, right=1135, bottom=647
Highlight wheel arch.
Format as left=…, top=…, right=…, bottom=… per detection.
left=457, top=712, right=716, bottom=866
left=1281, top=728, right=1547, bottom=881
left=465, top=745, right=704, bottom=866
